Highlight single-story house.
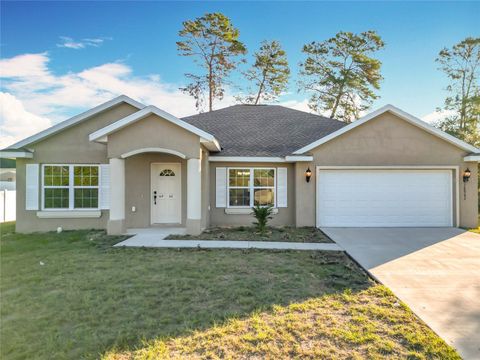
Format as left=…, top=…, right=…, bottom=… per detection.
left=1, top=95, right=478, bottom=235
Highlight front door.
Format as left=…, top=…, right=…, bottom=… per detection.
left=151, top=163, right=181, bottom=224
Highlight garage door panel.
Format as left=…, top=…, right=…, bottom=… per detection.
left=317, top=170, right=452, bottom=227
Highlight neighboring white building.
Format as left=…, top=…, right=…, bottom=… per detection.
left=0, top=169, right=16, bottom=190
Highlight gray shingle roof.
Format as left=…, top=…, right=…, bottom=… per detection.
left=182, top=105, right=347, bottom=157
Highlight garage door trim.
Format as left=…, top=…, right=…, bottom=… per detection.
left=316, top=166, right=459, bottom=227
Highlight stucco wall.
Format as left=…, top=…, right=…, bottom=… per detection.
left=107, top=114, right=200, bottom=160
left=15, top=103, right=139, bottom=233
left=295, top=112, right=478, bottom=228
left=209, top=162, right=295, bottom=227
left=124, top=153, right=187, bottom=228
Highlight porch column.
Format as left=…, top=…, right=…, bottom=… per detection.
left=186, top=158, right=201, bottom=235
left=107, top=157, right=126, bottom=235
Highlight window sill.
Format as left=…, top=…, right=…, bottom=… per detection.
left=36, top=210, right=102, bottom=219
left=224, top=208, right=279, bottom=215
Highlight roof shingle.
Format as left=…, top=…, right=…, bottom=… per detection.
left=182, top=105, right=346, bottom=156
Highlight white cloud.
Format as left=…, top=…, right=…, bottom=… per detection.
left=279, top=99, right=313, bottom=113
left=0, top=52, right=241, bottom=147
left=0, top=52, right=51, bottom=78
left=421, top=109, right=455, bottom=124
left=0, top=93, right=52, bottom=148
left=56, top=36, right=110, bottom=49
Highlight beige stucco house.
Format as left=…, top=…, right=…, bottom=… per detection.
left=1, top=95, right=478, bottom=235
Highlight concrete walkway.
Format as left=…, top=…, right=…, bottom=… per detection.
left=115, top=227, right=341, bottom=250
left=322, top=227, right=480, bottom=360
left=114, top=236, right=341, bottom=251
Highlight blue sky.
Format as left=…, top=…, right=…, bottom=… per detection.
left=0, top=1, right=479, bottom=147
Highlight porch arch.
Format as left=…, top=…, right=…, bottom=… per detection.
left=120, top=147, right=187, bottom=159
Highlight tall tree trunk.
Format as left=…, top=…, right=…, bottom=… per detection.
left=330, top=81, right=347, bottom=119
left=330, top=91, right=343, bottom=119
left=254, top=73, right=266, bottom=105
left=208, top=66, right=213, bottom=112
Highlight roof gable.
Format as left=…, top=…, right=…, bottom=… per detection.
left=5, top=95, right=145, bottom=150
left=293, top=104, right=479, bottom=154
left=89, top=105, right=221, bottom=151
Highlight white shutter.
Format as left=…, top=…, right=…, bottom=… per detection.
left=25, top=164, right=39, bottom=210
left=277, top=167, right=288, bottom=208
left=215, top=167, right=227, bottom=208
left=99, top=164, right=110, bottom=210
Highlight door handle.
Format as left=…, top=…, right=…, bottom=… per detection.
left=153, top=191, right=157, bottom=205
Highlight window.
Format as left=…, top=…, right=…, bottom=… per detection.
left=227, top=168, right=275, bottom=207
left=74, top=166, right=99, bottom=209
left=44, top=165, right=69, bottom=209
left=159, top=169, right=175, bottom=176
left=43, top=165, right=99, bottom=210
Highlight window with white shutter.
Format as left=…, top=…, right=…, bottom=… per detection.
left=25, top=164, right=39, bottom=210
left=277, top=167, right=288, bottom=208
left=215, top=167, right=227, bottom=207
left=99, top=164, right=110, bottom=210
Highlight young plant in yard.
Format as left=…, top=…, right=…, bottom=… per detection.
left=252, top=205, right=274, bottom=234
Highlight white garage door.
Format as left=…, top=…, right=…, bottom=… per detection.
left=317, top=169, right=452, bottom=227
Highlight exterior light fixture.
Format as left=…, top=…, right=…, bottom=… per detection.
left=305, top=167, right=312, bottom=183
left=463, top=168, right=471, bottom=201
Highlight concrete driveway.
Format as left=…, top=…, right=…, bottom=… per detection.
left=322, top=227, right=480, bottom=360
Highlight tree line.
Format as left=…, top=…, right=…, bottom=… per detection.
left=177, top=12, right=479, bottom=146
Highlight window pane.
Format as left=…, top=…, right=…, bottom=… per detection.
left=254, top=189, right=274, bottom=206
left=44, top=188, right=69, bottom=209
left=74, top=166, right=99, bottom=186
left=229, top=189, right=250, bottom=207
left=254, top=169, right=274, bottom=187
left=229, top=169, right=250, bottom=187
left=44, top=166, right=69, bottom=186
left=74, top=188, right=99, bottom=208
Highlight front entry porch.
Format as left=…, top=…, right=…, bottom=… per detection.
left=106, top=149, right=203, bottom=236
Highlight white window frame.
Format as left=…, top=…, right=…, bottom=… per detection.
left=226, top=167, right=276, bottom=208
left=41, top=164, right=101, bottom=211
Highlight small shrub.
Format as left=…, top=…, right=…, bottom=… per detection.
left=252, top=205, right=274, bottom=234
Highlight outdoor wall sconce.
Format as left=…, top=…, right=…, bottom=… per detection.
left=305, top=167, right=312, bottom=183
left=463, top=168, right=471, bottom=200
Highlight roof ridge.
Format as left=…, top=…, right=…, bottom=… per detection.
left=181, top=103, right=345, bottom=125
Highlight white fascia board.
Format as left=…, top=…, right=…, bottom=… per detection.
left=200, top=137, right=222, bottom=152
left=9, top=95, right=145, bottom=149
left=284, top=156, right=313, bottom=162
left=209, top=156, right=286, bottom=163
left=209, top=156, right=313, bottom=163
left=464, top=155, right=480, bottom=162
left=293, top=104, right=480, bottom=154
left=0, top=150, right=33, bottom=159
left=89, top=105, right=218, bottom=144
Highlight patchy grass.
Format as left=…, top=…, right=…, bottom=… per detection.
left=106, top=286, right=460, bottom=360
left=1, top=222, right=459, bottom=360
left=166, top=226, right=332, bottom=243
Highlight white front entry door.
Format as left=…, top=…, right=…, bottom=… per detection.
left=317, top=169, right=453, bottom=227
left=151, top=163, right=181, bottom=224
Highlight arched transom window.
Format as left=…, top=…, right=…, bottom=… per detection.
left=159, top=169, right=175, bottom=177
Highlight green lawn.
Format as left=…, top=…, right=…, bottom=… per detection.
left=166, top=226, right=332, bottom=242
left=1, top=222, right=459, bottom=360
